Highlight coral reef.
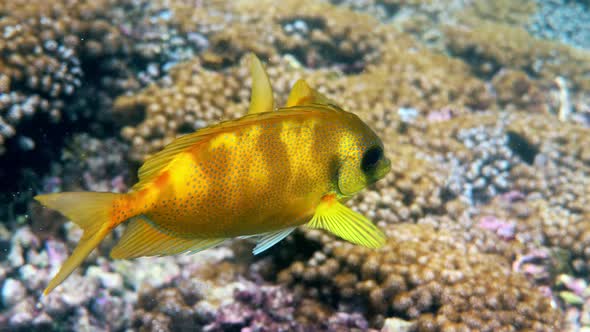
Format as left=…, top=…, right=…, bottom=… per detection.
left=130, top=251, right=372, bottom=332
left=0, top=0, right=212, bottom=196
left=461, top=0, right=537, bottom=26
left=555, top=274, right=590, bottom=329
left=0, top=0, right=126, bottom=156
left=133, top=267, right=300, bottom=332
left=278, top=223, right=563, bottom=330
left=400, top=111, right=590, bottom=266
left=528, top=0, right=590, bottom=50
left=179, top=0, right=383, bottom=72
left=490, top=69, right=548, bottom=113
left=506, top=113, right=590, bottom=216
left=0, top=0, right=221, bottom=227
left=114, top=57, right=251, bottom=162
left=443, top=19, right=590, bottom=92
left=0, top=221, right=241, bottom=331
left=0, top=225, right=131, bottom=331
left=116, top=34, right=494, bottom=163
left=3, top=0, right=590, bottom=330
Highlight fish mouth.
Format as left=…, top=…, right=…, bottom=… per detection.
left=376, top=158, right=391, bottom=179
left=365, top=158, right=391, bottom=187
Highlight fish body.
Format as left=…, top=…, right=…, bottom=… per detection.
left=129, top=107, right=383, bottom=238
left=35, top=54, right=391, bottom=295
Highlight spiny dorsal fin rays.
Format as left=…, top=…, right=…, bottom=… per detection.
left=285, top=79, right=335, bottom=107
left=247, top=53, right=274, bottom=114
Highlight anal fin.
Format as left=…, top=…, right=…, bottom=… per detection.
left=110, top=215, right=225, bottom=259
left=252, top=227, right=296, bottom=255
left=307, top=195, right=386, bottom=248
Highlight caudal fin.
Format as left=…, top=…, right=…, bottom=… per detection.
left=35, top=192, right=123, bottom=295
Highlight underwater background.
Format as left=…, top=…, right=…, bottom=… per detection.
left=0, top=0, right=589, bottom=331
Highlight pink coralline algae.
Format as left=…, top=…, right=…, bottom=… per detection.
left=500, top=190, right=526, bottom=203
left=513, top=249, right=555, bottom=284
left=426, top=107, right=459, bottom=122
left=477, top=215, right=517, bottom=240
left=204, top=285, right=297, bottom=332
left=45, top=240, right=68, bottom=269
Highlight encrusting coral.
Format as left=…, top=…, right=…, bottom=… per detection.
left=443, top=19, right=590, bottom=92
left=460, top=0, right=537, bottom=26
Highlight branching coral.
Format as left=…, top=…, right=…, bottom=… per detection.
left=132, top=257, right=369, bottom=332
left=114, top=57, right=252, bottom=162
left=117, top=38, right=494, bottom=163
left=507, top=113, right=590, bottom=215
left=0, top=0, right=215, bottom=195
left=0, top=0, right=131, bottom=155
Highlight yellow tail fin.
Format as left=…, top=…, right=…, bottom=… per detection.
left=35, top=192, right=123, bottom=295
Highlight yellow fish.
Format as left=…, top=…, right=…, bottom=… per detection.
left=35, top=54, right=391, bottom=295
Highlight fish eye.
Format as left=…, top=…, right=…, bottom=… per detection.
left=361, top=146, right=383, bottom=173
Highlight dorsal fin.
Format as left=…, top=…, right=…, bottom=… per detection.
left=247, top=53, right=274, bottom=114
left=131, top=107, right=340, bottom=191
left=285, top=79, right=334, bottom=107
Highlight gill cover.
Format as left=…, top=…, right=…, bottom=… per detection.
left=337, top=158, right=368, bottom=196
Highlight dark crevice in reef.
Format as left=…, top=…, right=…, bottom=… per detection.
left=506, top=130, right=539, bottom=165
left=0, top=54, right=138, bottom=223
left=278, top=17, right=371, bottom=74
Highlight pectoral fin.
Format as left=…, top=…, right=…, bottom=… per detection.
left=307, top=195, right=386, bottom=248
left=252, top=227, right=296, bottom=255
